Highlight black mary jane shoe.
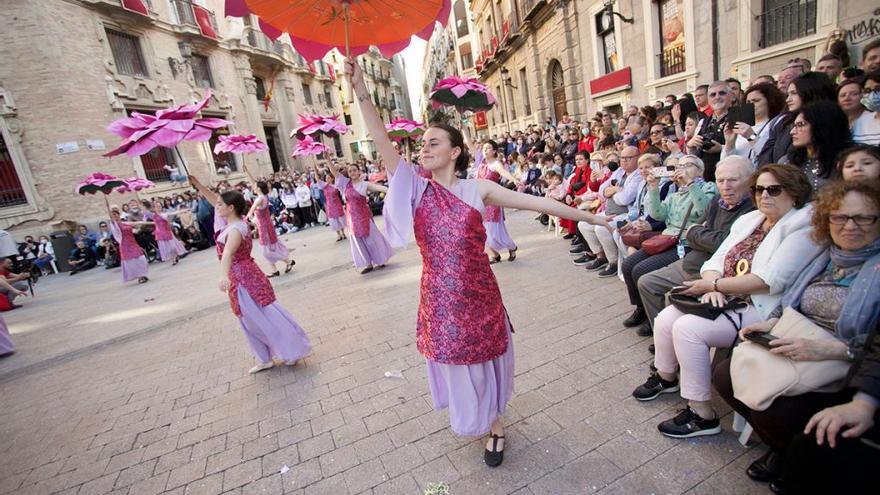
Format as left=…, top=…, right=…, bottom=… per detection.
left=484, top=433, right=505, bottom=467
left=747, top=449, right=785, bottom=482
left=137, top=276, right=149, bottom=284
left=267, top=271, right=281, bottom=278
left=284, top=260, right=296, bottom=274
left=508, top=249, right=517, bottom=262
left=489, top=255, right=502, bottom=264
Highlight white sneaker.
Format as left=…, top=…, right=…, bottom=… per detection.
left=248, top=362, right=274, bottom=374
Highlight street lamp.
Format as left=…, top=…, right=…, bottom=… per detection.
left=499, top=67, right=517, bottom=133
left=602, top=0, right=634, bottom=24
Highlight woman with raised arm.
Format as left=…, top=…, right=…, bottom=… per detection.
left=104, top=196, right=153, bottom=284
left=316, top=164, right=347, bottom=241
left=326, top=160, right=393, bottom=274
left=475, top=140, right=520, bottom=262
left=188, top=174, right=225, bottom=238
left=243, top=165, right=295, bottom=277
left=347, top=58, right=611, bottom=467
left=147, top=200, right=188, bottom=266
left=215, top=190, right=312, bottom=374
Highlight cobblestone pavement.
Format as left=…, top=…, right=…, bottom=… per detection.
left=0, top=211, right=765, bottom=495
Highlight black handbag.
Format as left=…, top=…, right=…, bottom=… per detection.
left=667, top=286, right=749, bottom=321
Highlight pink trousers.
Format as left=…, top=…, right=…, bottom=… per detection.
left=653, top=304, right=762, bottom=402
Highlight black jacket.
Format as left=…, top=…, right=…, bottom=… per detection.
left=756, top=116, right=794, bottom=167
left=849, top=320, right=880, bottom=402
left=682, top=197, right=756, bottom=274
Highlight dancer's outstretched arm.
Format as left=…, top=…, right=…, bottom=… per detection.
left=478, top=180, right=612, bottom=229
left=366, top=182, right=388, bottom=194
left=346, top=59, right=399, bottom=176
left=188, top=175, right=219, bottom=205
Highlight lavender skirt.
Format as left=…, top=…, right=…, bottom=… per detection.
left=157, top=238, right=186, bottom=261
left=426, top=324, right=515, bottom=437
left=261, top=240, right=290, bottom=265
left=349, top=221, right=393, bottom=269
left=484, top=221, right=517, bottom=252
left=237, top=287, right=312, bottom=363
left=0, top=317, right=14, bottom=356
left=328, top=215, right=346, bottom=232
left=121, top=256, right=148, bottom=282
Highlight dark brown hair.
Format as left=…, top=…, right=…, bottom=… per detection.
left=744, top=82, right=786, bottom=120
left=749, top=163, right=813, bottom=208
left=811, top=180, right=880, bottom=244
left=430, top=123, right=471, bottom=172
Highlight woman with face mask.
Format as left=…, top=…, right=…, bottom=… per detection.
left=845, top=71, right=880, bottom=145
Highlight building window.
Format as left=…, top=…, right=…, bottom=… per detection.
left=254, top=77, right=267, bottom=101
left=344, top=113, right=352, bottom=126
left=190, top=54, right=214, bottom=88
left=332, top=134, right=343, bottom=157
left=323, top=87, right=333, bottom=107
left=0, top=134, right=27, bottom=208
left=520, top=68, right=531, bottom=116
left=454, top=0, right=469, bottom=38
left=208, top=124, right=237, bottom=173
left=595, top=12, right=618, bottom=74
left=106, top=29, right=148, bottom=77
left=657, top=0, right=686, bottom=77
left=758, top=0, right=817, bottom=49
left=460, top=44, right=473, bottom=70
left=301, top=83, right=313, bottom=105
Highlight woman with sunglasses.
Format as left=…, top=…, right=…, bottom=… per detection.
left=712, top=180, right=880, bottom=491
left=632, top=164, right=822, bottom=438
left=786, top=101, right=853, bottom=192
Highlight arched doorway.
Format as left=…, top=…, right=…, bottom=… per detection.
left=549, top=60, right=566, bottom=122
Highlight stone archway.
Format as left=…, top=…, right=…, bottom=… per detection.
left=549, top=60, right=566, bottom=122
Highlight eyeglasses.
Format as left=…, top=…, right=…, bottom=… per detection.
left=650, top=130, right=664, bottom=135
left=828, top=214, right=879, bottom=226
left=792, top=121, right=809, bottom=129
left=678, top=162, right=699, bottom=169
left=751, top=185, right=785, bottom=196
left=709, top=90, right=728, bottom=97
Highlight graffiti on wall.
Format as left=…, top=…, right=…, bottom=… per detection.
left=845, top=8, right=880, bottom=46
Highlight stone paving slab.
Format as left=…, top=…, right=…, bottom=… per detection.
left=0, top=211, right=767, bottom=494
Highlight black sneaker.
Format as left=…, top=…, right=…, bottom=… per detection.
left=570, top=236, right=582, bottom=245
left=597, top=264, right=618, bottom=278
left=568, top=243, right=589, bottom=255
left=636, top=323, right=653, bottom=337
left=584, top=258, right=608, bottom=271
left=648, top=344, right=655, bottom=355
left=623, top=307, right=647, bottom=327
left=632, top=372, right=680, bottom=401
left=657, top=407, right=721, bottom=438
left=572, top=254, right=594, bottom=266
left=563, top=233, right=575, bottom=240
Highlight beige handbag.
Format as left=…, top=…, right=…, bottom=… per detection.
left=730, top=307, right=851, bottom=411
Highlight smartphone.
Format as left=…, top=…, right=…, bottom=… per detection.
left=653, top=165, right=676, bottom=178
left=746, top=332, right=779, bottom=349
left=693, top=118, right=705, bottom=136
left=590, top=161, right=601, bottom=172
left=728, top=104, right=756, bottom=127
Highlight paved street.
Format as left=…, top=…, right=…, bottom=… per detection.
left=0, top=211, right=764, bottom=495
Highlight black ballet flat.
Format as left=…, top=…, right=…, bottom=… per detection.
left=267, top=271, right=280, bottom=278
left=484, top=433, right=505, bottom=467
left=508, top=249, right=517, bottom=262
left=284, top=260, right=296, bottom=273
left=489, top=255, right=501, bottom=264
left=137, top=277, right=149, bottom=284
left=359, top=266, right=374, bottom=275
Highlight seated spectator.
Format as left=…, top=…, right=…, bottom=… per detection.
left=713, top=180, right=880, bottom=489
left=181, top=225, right=210, bottom=251
left=784, top=101, right=853, bottom=192
left=620, top=154, right=717, bottom=335
left=637, top=156, right=755, bottom=337
left=0, top=277, right=26, bottom=315
left=845, top=70, right=880, bottom=145
left=721, top=82, right=787, bottom=167
left=34, top=236, right=55, bottom=276
left=632, top=164, right=821, bottom=438
left=164, top=164, right=188, bottom=183
left=644, top=123, right=672, bottom=161
left=559, top=151, right=593, bottom=237
left=100, top=238, right=120, bottom=268
left=0, top=258, right=29, bottom=306
left=688, top=80, right=734, bottom=181
left=837, top=144, right=880, bottom=182
left=74, top=224, right=98, bottom=255
left=17, top=236, right=38, bottom=263
left=67, top=240, right=97, bottom=275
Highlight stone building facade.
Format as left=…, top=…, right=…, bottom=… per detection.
left=0, top=0, right=342, bottom=236
left=465, top=0, right=877, bottom=137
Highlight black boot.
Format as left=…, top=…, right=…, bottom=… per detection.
left=624, top=307, right=647, bottom=327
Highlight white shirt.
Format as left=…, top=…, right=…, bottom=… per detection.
left=280, top=192, right=298, bottom=208
left=852, top=111, right=880, bottom=145
left=295, top=185, right=312, bottom=207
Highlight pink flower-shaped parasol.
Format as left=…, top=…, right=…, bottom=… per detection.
left=76, top=172, right=127, bottom=195
left=292, top=136, right=328, bottom=157
left=115, top=177, right=155, bottom=194
left=385, top=118, right=426, bottom=141
left=213, top=134, right=268, bottom=154
left=104, top=90, right=230, bottom=158
left=429, top=77, right=496, bottom=112
left=291, top=114, right=349, bottom=140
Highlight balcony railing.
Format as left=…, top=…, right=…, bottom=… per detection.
left=757, top=0, right=817, bottom=49
left=170, top=0, right=217, bottom=32
left=659, top=44, right=686, bottom=78
left=520, top=0, right=547, bottom=22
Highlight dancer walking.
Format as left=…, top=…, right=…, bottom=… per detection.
left=216, top=190, right=312, bottom=374
left=244, top=167, right=295, bottom=277
left=148, top=200, right=187, bottom=265
left=105, top=197, right=151, bottom=284
left=316, top=165, right=347, bottom=241
left=348, top=59, right=611, bottom=466
left=326, top=161, right=394, bottom=274
left=476, top=141, right=520, bottom=262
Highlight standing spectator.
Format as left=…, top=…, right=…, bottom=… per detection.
left=816, top=53, right=844, bottom=82
left=722, top=82, right=786, bottom=167
left=693, top=85, right=712, bottom=116
left=848, top=71, right=880, bottom=145
left=726, top=78, right=744, bottom=105
left=560, top=130, right=580, bottom=176
left=786, top=101, right=853, bottom=191
left=67, top=240, right=97, bottom=275
left=860, top=38, right=880, bottom=72
left=689, top=80, right=733, bottom=181
left=295, top=180, right=317, bottom=227
left=776, top=64, right=805, bottom=93
left=74, top=225, right=98, bottom=256
left=0, top=258, right=29, bottom=307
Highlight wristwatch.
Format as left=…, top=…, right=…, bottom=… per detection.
left=846, top=345, right=857, bottom=362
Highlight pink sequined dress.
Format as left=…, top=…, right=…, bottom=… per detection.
left=335, top=175, right=393, bottom=270
left=150, top=212, right=186, bottom=261
left=384, top=159, right=514, bottom=436
left=476, top=159, right=517, bottom=252
left=253, top=197, right=290, bottom=265
left=110, top=221, right=148, bottom=282
left=217, top=221, right=311, bottom=364
left=318, top=180, right=346, bottom=232
left=0, top=317, right=14, bottom=356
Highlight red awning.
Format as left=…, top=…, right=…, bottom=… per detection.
left=121, top=0, right=148, bottom=16
left=193, top=5, right=217, bottom=39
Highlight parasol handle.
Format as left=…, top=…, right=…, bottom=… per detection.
left=173, top=146, right=189, bottom=178
left=343, top=1, right=353, bottom=105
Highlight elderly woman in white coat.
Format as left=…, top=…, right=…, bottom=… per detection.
left=631, top=163, right=824, bottom=439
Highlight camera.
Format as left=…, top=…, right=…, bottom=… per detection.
left=653, top=165, right=676, bottom=178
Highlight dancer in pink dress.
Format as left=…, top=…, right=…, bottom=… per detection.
left=148, top=200, right=187, bottom=265
left=347, top=59, right=611, bottom=467
left=216, top=190, right=312, bottom=374
left=476, top=141, right=520, bottom=263
left=316, top=166, right=347, bottom=241
left=326, top=161, right=394, bottom=274
left=245, top=181, right=295, bottom=277
left=106, top=198, right=152, bottom=284
left=0, top=279, right=26, bottom=357
left=187, top=174, right=226, bottom=236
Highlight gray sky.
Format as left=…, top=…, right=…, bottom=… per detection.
left=401, top=38, right=427, bottom=121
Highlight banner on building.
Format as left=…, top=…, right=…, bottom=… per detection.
left=474, top=111, right=488, bottom=130
left=193, top=5, right=218, bottom=39
left=121, top=0, right=149, bottom=16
